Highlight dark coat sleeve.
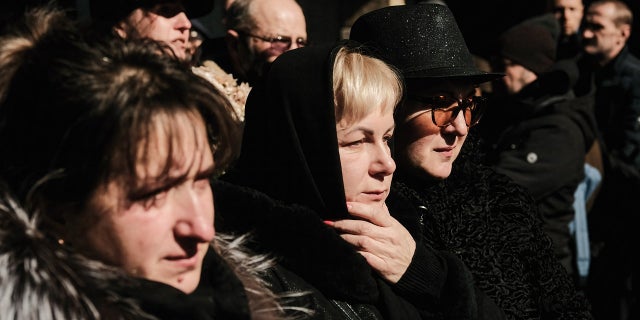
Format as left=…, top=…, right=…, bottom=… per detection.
left=387, top=187, right=507, bottom=320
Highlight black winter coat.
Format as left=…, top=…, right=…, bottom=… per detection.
left=478, top=67, right=596, bottom=273
left=390, top=135, right=593, bottom=320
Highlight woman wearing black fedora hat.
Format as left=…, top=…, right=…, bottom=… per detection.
left=351, top=2, right=593, bottom=320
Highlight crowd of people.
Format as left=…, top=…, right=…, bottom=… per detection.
left=0, top=0, right=638, bottom=319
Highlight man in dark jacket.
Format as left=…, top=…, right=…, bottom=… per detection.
left=479, top=22, right=596, bottom=278
left=574, top=1, right=640, bottom=318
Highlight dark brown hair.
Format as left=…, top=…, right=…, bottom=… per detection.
left=0, top=6, right=240, bottom=222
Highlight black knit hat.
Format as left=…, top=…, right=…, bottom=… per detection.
left=349, top=3, right=502, bottom=84
left=90, top=0, right=213, bottom=25
left=498, top=23, right=556, bottom=75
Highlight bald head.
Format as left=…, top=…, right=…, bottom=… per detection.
left=225, top=0, right=307, bottom=84
left=250, top=0, right=306, bottom=44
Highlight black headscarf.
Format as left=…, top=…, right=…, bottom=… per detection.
left=225, top=42, right=354, bottom=220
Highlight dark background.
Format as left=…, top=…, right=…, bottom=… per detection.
left=2, top=0, right=639, bottom=61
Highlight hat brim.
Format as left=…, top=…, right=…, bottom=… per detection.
left=404, top=70, right=504, bottom=85
left=183, top=0, right=214, bottom=19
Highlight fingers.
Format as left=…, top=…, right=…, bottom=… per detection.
left=343, top=235, right=412, bottom=284
left=325, top=202, right=417, bottom=283
left=329, top=218, right=378, bottom=236
left=332, top=219, right=416, bottom=284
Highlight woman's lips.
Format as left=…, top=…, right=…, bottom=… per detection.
left=363, top=190, right=387, bottom=201
left=165, top=253, right=198, bottom=269
left=434, top=146, right=455, bottom=157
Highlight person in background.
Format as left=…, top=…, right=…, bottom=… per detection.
left=88, top=0, right=252, bottom=125
left=350, top=3, right=594, bottom=319
left=215, top=41, right=505, bottom=319
left=548, top=0, right=585, bottom=60
left=0, top=6, right=299, bottom=319
left=88, top=0, right=213, bottom=62
left=575, top=0, right=640, bottom=318
left=199, top=0, right=307, bottom=86
left=479, top=21, right=595, bottom=280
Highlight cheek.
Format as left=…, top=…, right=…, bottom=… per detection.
left=145, top=22, right=171, bottom=40
left=201, top=187, right=215, bottom=225
left=260, top=47, right=280, bottom=62
left=401, top=114, right=440, bottom=142
left=339, top=153, right=363, bottom=198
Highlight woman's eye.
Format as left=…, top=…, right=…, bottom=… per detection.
left=343, top=139, right=364, bottom=148
left=194, top=177, right=211, bottom=191
left=383, top=134, right=393, bottom=144
left=137, top=187, right=170, bottom=209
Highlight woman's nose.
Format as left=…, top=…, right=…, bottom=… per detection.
left=174, top=188, right=215, bottom=242
left=174, top=12, right=192, bottom=32
left=444, top=110, right=469, bottom=136
left=371, top=144, right=396, bottom=176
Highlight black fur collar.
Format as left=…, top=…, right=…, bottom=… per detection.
left=213, top=179, right=379, bottom=303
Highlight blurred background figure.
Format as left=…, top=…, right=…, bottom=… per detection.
left=574, top=1, right=640, bottom=319
left=88, top=0, right=214, bottom=62
left=199, top=0, right=307, bottom=86
left=548, top=0, right=585, bottom=60
left=479, top=22, right=596, bottom=282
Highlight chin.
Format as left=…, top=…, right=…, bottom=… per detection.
left=172, top=272, right=201, bottom=294
left=425, top=165, right=452, bottom=180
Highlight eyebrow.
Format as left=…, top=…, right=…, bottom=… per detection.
left=195, top=164, right=217, bottom=180
left=339, top=123, right=395, bottom=136
left=129, top=162, right=216, bottom=199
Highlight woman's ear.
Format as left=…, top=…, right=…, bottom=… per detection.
left=41, top=210, right=68, bottom=245
left=113, top=21, right=129, bottom=39
left=46, top=202, right=82, bottom=246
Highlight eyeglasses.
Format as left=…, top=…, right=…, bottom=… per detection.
left=405, top=95, right=487, bottom=127
left=240, top=31, right=308, bottom=52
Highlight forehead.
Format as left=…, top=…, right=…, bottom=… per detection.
left=136, top=112, right=211, bottom=176
left=587, top=3, right=615, bottom=19
left=405, top=79, right=475, bottom=96
left=553, top=0, right=583, bottom=8
left=250, top=1, right=306, bottom=36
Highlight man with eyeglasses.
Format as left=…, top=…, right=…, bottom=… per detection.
left=201, top=0, right=307, bottom=87
left=351, top=3, right=594, bottom=319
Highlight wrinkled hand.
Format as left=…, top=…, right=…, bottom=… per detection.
left=326, top=202, right=416, bottom=283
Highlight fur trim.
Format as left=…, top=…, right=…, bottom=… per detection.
left=215, top=234, right=314, bottom=319
left=0, top=187, right=155, bottom=320
left=213, top=179, right=379, bottom=302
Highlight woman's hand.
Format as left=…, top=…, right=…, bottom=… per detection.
left=326, top=202, right=416, bottom=283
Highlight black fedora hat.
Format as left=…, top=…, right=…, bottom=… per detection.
left=90, top=0, right=214, bottom=25
left=350, top=3, right=502, bottom=84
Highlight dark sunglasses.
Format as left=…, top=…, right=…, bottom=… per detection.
left=240, top=31, right=308, bottom=52
left=406, top=95, right=487, bottom=127
left=148, top=3, right=186, bottom=18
